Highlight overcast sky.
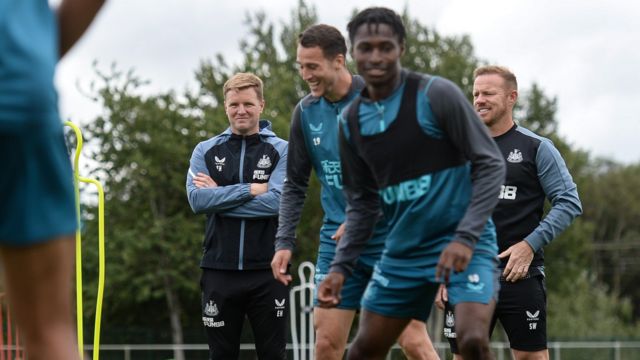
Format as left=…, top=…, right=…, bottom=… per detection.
left=55, top=0, right=640, bottom=164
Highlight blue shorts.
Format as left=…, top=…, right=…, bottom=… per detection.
left=0, top=0, right=76, bottom=245
left=313, top=251, right=377, bottom=310
left=361, top=251, right=499, bottom=321
left=447, top=252, right=500, bottom=306
left=0, top=127, right=77, bottom=245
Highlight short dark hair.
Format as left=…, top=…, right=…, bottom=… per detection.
left=298, top=24, right=347, bottom=60
left=347, top=7, right=406, bottom=45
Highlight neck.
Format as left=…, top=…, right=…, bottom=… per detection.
left=232, top=128, right=260, bottom=137
left=324, top=68, right=353, bottom=102
left=489, top=117, right=515, bottom=137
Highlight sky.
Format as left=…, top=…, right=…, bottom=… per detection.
left=55, top=0, right=640, bottom=164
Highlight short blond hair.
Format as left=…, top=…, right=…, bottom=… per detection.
left=474, top=66, right=518, bottom=91
left=223, top=72, right=264, bottom=100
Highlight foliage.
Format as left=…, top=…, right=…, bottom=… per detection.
left=548, top=272, right=640, bottom=339
left=584, top=163, right=640, bottom=319
left=76, top=0, right=639, bottom=345
left=80, top=65, right=209, bottom=344
left=400, top=10, right=480, bottom=96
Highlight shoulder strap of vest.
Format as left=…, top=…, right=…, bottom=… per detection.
left=346, top=71, right=424, bottom=150
left=400, top=71, right=421, bottom=117
left=345, top=95, right=363, bottom=149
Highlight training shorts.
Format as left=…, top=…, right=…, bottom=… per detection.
left=362, top=251, right=499, bottom=322
left=1, top=0, right=76, bottom=245
left=314, top=248, right=378, bottom=310
left=0, top=128, right=76, bottom=245
left=444, top=274, right=547, bottom=353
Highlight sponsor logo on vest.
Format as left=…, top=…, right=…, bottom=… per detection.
left=257, top=155, right=272, bottom=169
left=380, top=174, right=432, bottom=205
left=253, top=169, right=270, bottom=180
left=215, top=156, right=226, bottom=172
left=507, top=149, right=523, bottom=163
left=321, top=160, right=342, bottom=189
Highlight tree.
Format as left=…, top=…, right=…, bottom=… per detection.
left=586, top=163, right=640, bottom=319
left=77, top=1, right=639, bottom=353
left=82, top=64, right=212, bottom=360
left=401, top=11, right=480, bottom=96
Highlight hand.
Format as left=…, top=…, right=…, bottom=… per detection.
left=498, top=240, right=534, bottom=282
left=331, top=223, right=346, bottom=242
left=434, top=284, right=448, bottom=310
left=270, top=250, right=293, bottom=285
left=250, top=182, right=268, bottom=196
left=436, top=241, right=473, bottom=284
left=193, top=172, right=217, bottom=188
left=317, top=272, right=345, bottom=308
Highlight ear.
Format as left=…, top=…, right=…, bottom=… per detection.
left=334, top=53, right=346, bottom=68
left=508, top=90, right=518, bottom=107
left=259, top=99, right=265, bottom=113
left=400, top=42, right=406, bottom=56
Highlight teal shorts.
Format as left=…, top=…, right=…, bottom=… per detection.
left=314, top=250, right=378, bottom=310
left=0, top=127, right=77, bottom=245
left=361, top=251, right=499, bottom=321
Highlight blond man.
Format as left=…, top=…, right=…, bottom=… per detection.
left=187, top=73, right=289, bottom=359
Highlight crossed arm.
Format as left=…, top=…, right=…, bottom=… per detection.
left=186, top=142, right=287, bottom=217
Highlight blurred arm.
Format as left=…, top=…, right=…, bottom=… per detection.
left=57, top=0, right=106, bottom=58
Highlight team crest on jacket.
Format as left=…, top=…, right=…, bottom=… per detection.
left=204, top=300, right=219, bottom=317
left=257, top=155, right=272, bottom=169
left=507, top=149, right=523, bottom=163
left=215, top=156, right=226, bottom=171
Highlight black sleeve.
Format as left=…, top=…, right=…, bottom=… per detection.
left=429, top=78, right=506, bottom=248
left=274, top=104, right=313, bottom=252
left=329, top=123, right=380, bottom=277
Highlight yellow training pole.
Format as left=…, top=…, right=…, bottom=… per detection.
left=65, top=121, right=84, bottom=358
left=79, top=176, right=105, bottom=360
left=64, top=121, right=106, bottom=360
